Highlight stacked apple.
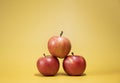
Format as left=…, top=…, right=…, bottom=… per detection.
left=37, top=31, right=86, bottom=76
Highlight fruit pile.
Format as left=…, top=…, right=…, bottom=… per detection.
left=36, top=31, right=86, bottom=76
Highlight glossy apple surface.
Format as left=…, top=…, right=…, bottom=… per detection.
left=63, top=53, right=86, bottom=76
left=37, top=55, right=59, bottom=76
left=48, top=31, right=71, bottom=58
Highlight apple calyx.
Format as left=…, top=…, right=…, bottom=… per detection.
left=60, top=31, right=63, bottom=37
left=71, top=52, right=74, bottom=56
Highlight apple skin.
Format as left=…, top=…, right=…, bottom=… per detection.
left=63, top=55, right=86, bottom=76
left=37, top=55, right=60, bottom=76
left=48, top=36, right=71, bottom=58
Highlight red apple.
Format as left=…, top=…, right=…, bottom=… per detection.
left=37, top=54, right=60, bottom=76
left=63, top=52, right=86, bottom=76
left=48, top=31, right=71, bottom=58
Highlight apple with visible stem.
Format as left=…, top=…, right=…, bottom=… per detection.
left=63, top=52, right=86, bottom=76
left=48, top=31, right=71, bottom=58
left=37, top=53, right=60, bottom=76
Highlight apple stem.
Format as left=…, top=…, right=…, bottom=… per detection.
left=60, top=31, right=63, bottom=37
left=71, top=52, right=74, bottom=56
left=43, top=53, right=46, bottom=57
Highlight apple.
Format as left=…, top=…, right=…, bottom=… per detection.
left=37, top=54, right=60, bottom=76
left=63, top=52, right=86, bottom=76
left=48, top=31, right=71, bottom=58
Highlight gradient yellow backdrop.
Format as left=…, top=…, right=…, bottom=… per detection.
left=0, top=0, right=120, bottom=83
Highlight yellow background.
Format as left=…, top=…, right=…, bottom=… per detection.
left=0, top=0, right=120, bottom=83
